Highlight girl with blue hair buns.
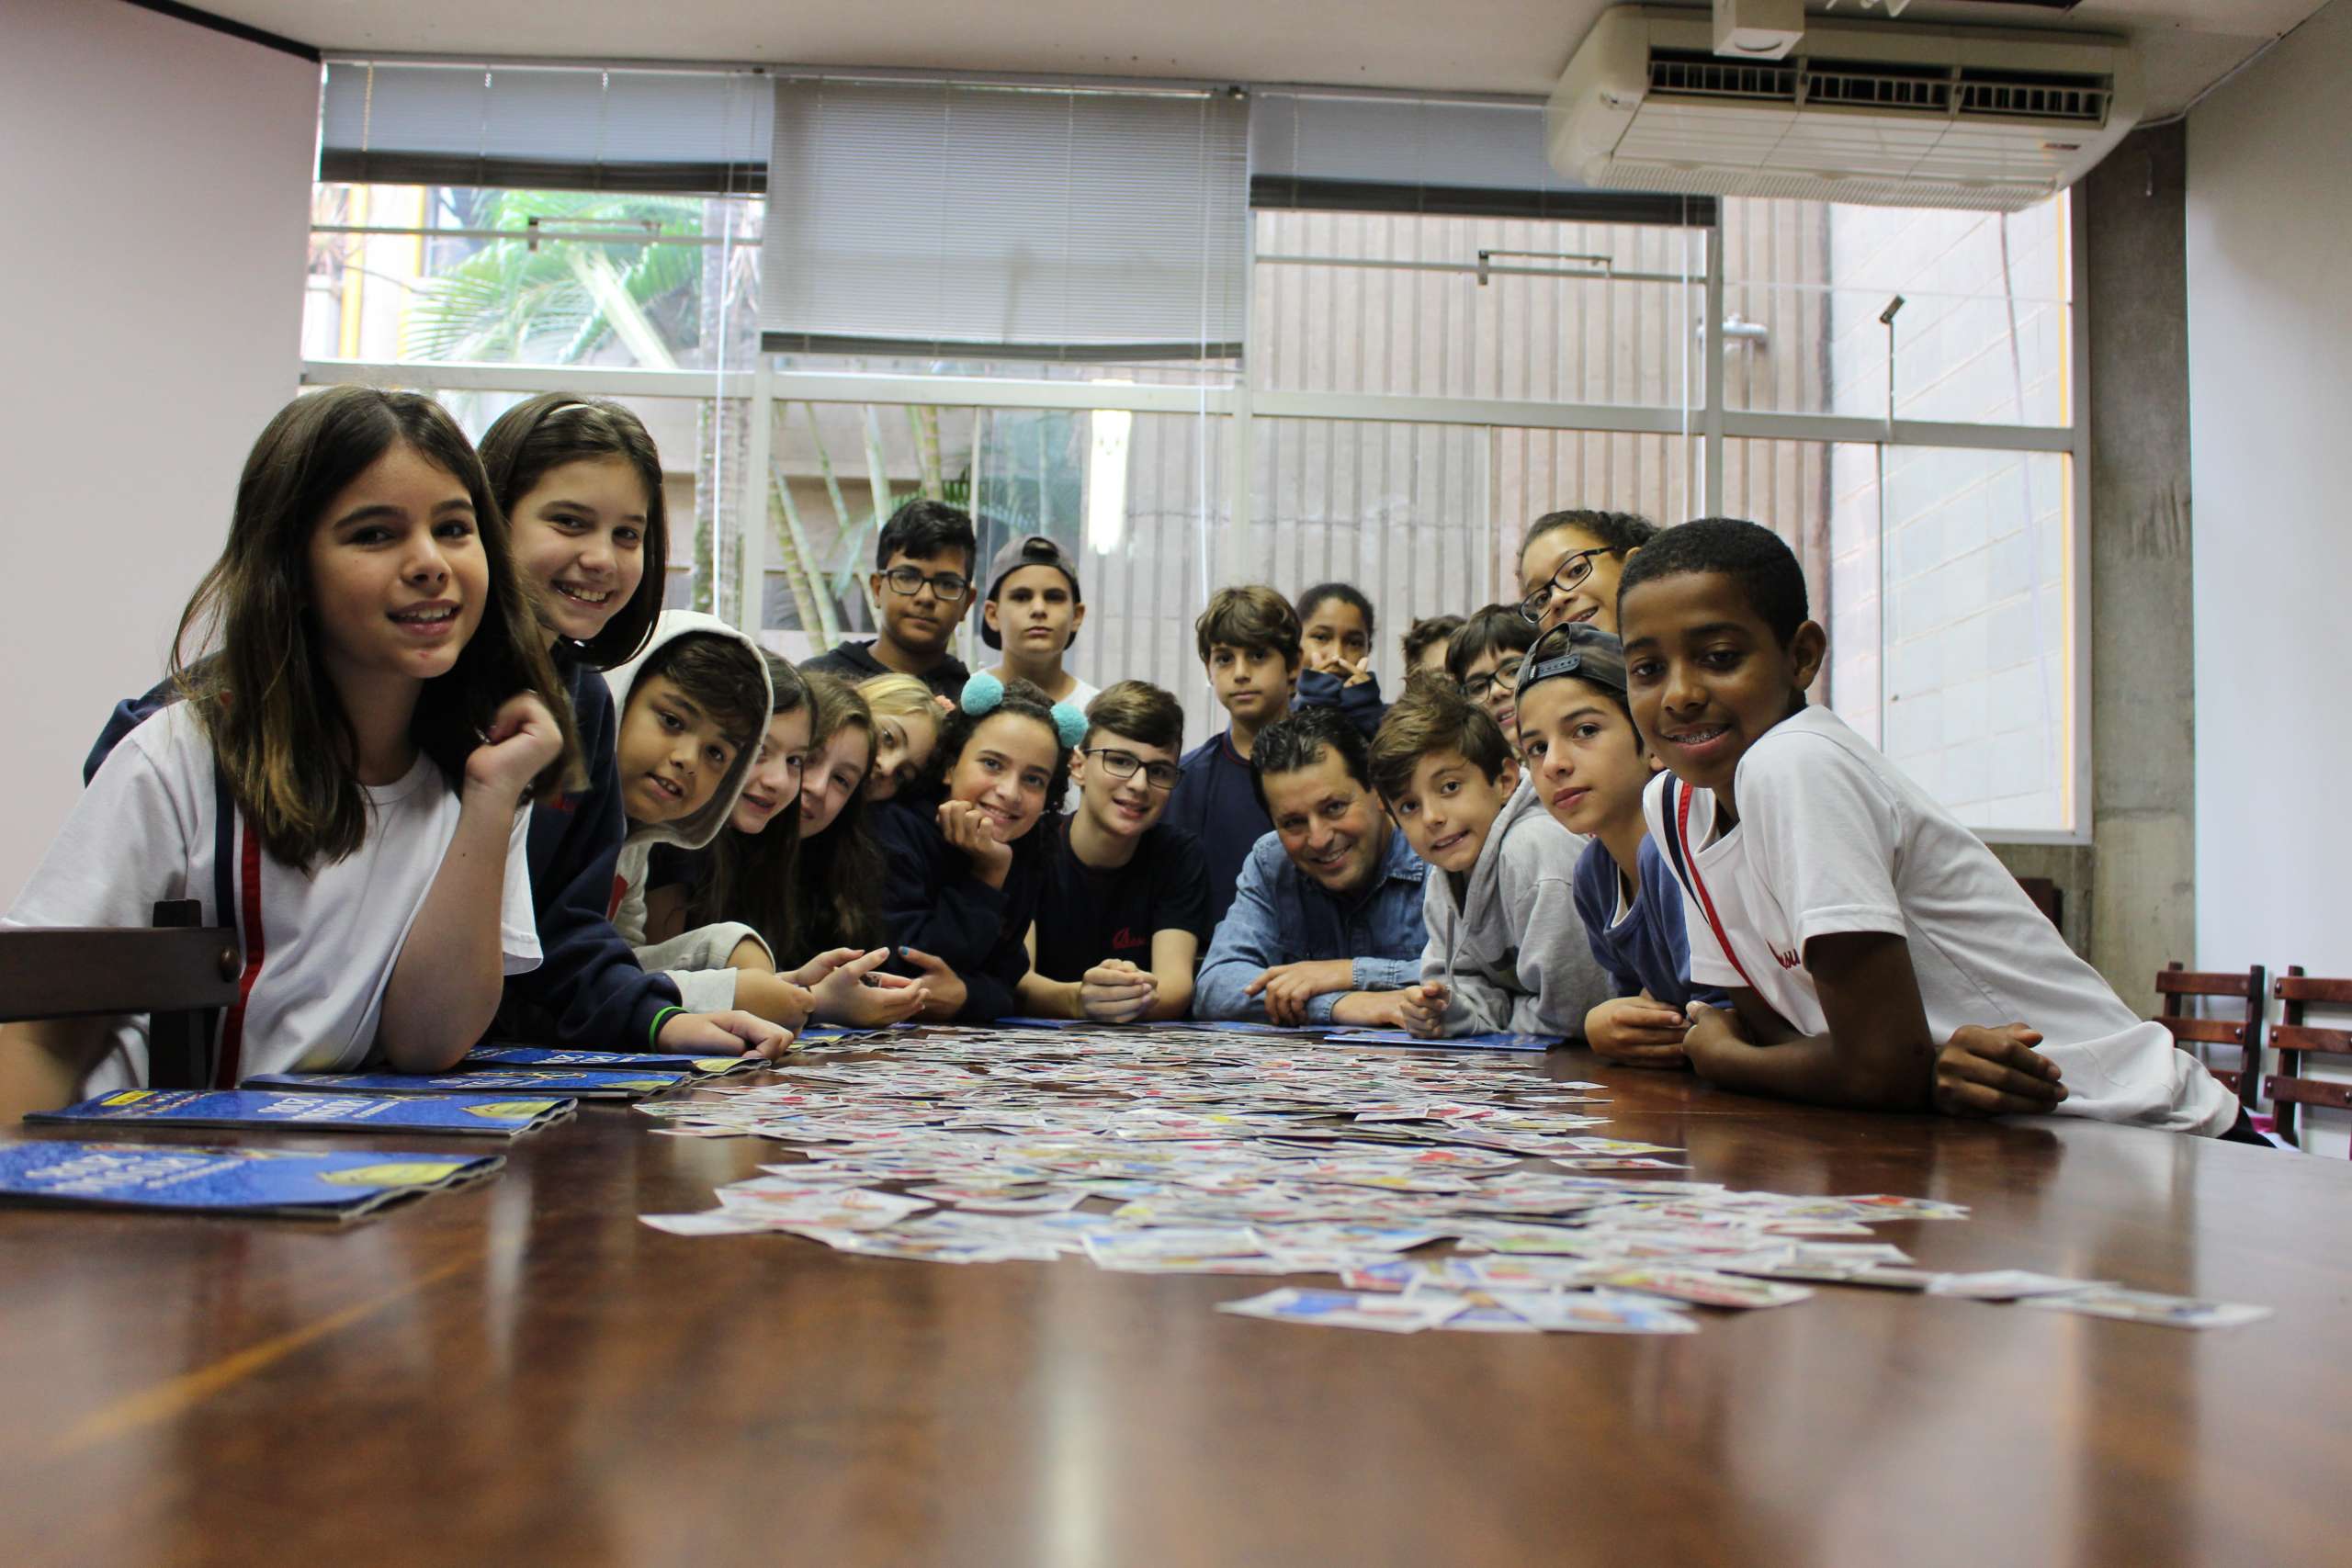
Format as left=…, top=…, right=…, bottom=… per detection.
left=870, top=673, right=1085, bottom=1021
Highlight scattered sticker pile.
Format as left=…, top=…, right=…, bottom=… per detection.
left=636, top=1026, right=2271, bottom=1335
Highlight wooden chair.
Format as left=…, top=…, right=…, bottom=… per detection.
left=2267, top=967, right=2352, bottom=1151
left=0, top=900, right=240, bottom=1089
left=2154, top=961, right=2265, bottom=1117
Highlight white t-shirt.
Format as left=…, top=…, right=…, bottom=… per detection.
left=1644, top=706, right=2233, bottom=1134
left=5, top=704, right=539, bottom=1097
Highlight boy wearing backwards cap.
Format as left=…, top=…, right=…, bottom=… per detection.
left=979, top=534, right=1097, bottom=712
left=1368, top=674, right=1609, bottom=1040
left=1510, top=622, right=1724, bottom=1067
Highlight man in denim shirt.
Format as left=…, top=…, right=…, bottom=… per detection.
left=1195, top=707, right=1432, bottom=1028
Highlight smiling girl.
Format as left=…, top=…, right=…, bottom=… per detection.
left=475, top=393, right=797, bottom=1059
left=872, top=674, right=1084, bottom=1021
left=857, top=673, right=943, bottom=804
left=1, top=388, right=587, bottom=1115
left=1515, top=510, right=1658, bottom=637
left=644, top=660, right=924, bottom=1027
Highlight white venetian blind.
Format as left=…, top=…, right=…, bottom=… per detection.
left=758, top=77, right=1250, bottom=362
left=318, top=61, right=770, bottom=194
left=1250, top=89, right=1714, bottom=226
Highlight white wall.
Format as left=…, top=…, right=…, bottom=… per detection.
left=2186, top=0, right=2352, bottom=1149
left=0, top=0, right=317, bottom=897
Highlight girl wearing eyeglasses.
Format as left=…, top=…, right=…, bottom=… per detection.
left=1516, top=510, right=1660, bottom=636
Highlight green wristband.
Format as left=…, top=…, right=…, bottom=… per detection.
left=649, top=1005, right=685, bottom=1050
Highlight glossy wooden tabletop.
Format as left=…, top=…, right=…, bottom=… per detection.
left=3, top=1040, right=2346, bottom=1568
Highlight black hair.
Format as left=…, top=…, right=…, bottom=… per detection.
left=1249, top=705, right=1374, bottom=816
left=1520, top=509, right=1659, bottom=568
left=1443, top=604, right=1540, bottom=684
left=634, top=633, right=770, bottom=754
left=874, top=497, right=978, bottom=576
left=1616, top=517, right=1808, bottom=647
left=1295, top=581, right=1376, bottom=641
left=925, top=676, right=1072, bottom=819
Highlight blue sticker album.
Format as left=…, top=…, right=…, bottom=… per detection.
left=28, top=1089, right=577, bottom=1138
left=246, top=1070, right=684, bottom=1100
left=0, top=1140, right=503, bottom=1220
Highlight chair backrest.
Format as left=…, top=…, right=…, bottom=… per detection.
left=2267, top=967, right=2352, bottom=1152
left=2154, top=961, right=2265, bottom=1116
left=0, top=900, right=239, bottom=1089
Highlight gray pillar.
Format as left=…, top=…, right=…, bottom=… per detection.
left=2083, top=122, right=2196, bottom=1012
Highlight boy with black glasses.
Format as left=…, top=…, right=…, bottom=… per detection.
left=805, top=499, right=978, bottom=701
left=1017, top=682, right=1213, bottom=1022
left=1444, top=605, right=1539, bottom=750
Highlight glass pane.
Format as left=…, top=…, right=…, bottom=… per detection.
left=1713, top=439, right=2069, bottom=833
left=1881, top=447, right=2071, bottom=831
left=311, top=383, right=745, bottom=621
left=1252, top=210, right=1702, bottom=408
left=1721, top=195, right=2071, bottom=425
left=754, top=401, right=1227, bottom=745
left=1489, top=429, right=1697, bottom=601
left=1243, top=419, right=1488, bottom=699
left=308, top=183, right=763, bottom=372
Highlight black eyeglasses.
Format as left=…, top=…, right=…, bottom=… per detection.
left=1461, top=658, right=1525, bottom=702
left=1518, top=547, right=1608, bottom=625
left=1083, top=748, right=1182, bottom=791
left=880, top=566, right=972, bottom=599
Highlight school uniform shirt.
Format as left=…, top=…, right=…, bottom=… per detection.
left=802, top=638, right=970, bottom=703
left=1193, top=827, right=1430, bottom=1025
left=1030, top=818, right=1213, bottom=983
left=81, top=652, right=684, bottom=1054
left=6, top=703, right=538, bottom=1099
left=1162, top=728, right=1273, bottom=929
left=1419, top=777, right=1611, bottom=1039
left=1571, top=835, right=1727, bottom=1014
left=1644, top=706, right=2235, bottom=1134
left=873, top=784, right=1049, bottom=1022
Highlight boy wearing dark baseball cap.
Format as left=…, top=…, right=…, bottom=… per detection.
left=978, top=534, right=1097, bottom=711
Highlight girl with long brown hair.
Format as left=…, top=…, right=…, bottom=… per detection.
left=4, top=388, right=592, bottom=1114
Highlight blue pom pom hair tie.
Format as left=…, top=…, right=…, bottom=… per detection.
left=961, top=671, right=1086, bottom=749
left=959, top=671, right=1006, bottom=715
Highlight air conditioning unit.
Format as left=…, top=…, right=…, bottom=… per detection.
left=1548, top=6, right=2143, bottom=210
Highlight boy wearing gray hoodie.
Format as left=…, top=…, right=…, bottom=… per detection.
left=605, top=610, right=805, bottom=1023
left=1368, top=673, right=1611, bottom=1040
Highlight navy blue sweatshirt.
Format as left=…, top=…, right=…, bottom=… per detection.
left=82, top=648, right=684, bottom=1052
left=1161, top=728, right=1273, bottom=931
left=872, top=784, right=1045, bottom=1023
left=1293, top=667, right=1386, bottom=739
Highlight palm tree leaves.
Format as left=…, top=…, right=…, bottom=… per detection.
left=401, top=188, right=707, bottom=366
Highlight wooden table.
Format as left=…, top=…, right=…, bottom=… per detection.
left=3, top=1042, right=2346, bottom=1568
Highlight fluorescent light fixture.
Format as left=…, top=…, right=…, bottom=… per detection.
left=1088, top=406, right=1133, bottom=557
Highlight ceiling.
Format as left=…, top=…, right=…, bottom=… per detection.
left=195, top=0, right=2330, bottom=118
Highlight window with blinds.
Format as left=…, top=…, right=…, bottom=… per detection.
left=755, top=78, right=1250, bottom=363
left=317, top=61, right=771, bottom=194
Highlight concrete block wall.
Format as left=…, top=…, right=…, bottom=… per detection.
left=1823, top=201, right=2072, bottom=834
